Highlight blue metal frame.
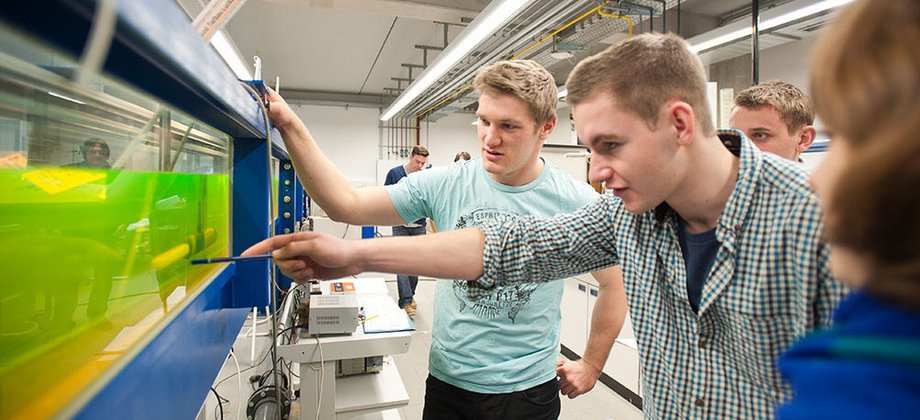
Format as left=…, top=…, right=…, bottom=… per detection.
left=75, top=266, right=248, bottom=419
left=232, top=137, right=272, bottom=309
left=274, top=158, right=303, bottom=291
left=0, top=1, right=305, bottom=417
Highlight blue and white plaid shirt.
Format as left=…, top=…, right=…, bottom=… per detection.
left=474, top=131, right=848, bottom=418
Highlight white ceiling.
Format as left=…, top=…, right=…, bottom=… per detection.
left=224, top=0, right=486, bottom=98
left=183, top=0, right=827, bottom=112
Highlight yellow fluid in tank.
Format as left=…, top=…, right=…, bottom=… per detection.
left=0, top=167, right=229, bottom=419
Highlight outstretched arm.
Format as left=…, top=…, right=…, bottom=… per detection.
left=266, top=90, right=403, bottom=226
left=557, top=266, right=627, bottom=398
left=242, top=228, right=485, bottom=282
left=246, top=195, right=622, bottom=295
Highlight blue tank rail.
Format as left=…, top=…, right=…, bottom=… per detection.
left=0, top=1, right=300, bottom=417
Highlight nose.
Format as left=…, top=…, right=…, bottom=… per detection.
left=481, top=125, right=500, bottom=148
left=587, top=153, right=614, bottom=185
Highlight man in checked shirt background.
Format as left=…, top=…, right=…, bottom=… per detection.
left=246, top=33, right=848, bottom=418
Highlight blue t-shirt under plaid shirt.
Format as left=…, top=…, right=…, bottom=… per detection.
left=473, top=131, right=848, bottom=418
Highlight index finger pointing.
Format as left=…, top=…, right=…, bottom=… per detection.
left=241, top=233, right=301, bottom=256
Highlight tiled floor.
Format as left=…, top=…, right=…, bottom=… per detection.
left=389, top=278, right=643, bottom=420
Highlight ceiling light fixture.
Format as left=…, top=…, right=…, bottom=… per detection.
left=557, top=86, right=568, bottom=99
left=688, top=0, right=853, bottom=53
left=380, top=0, right=533, bottom=121
left=211, top=29, right=252, bottom=80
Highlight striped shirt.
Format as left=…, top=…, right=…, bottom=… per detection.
left=473, top=131, right=848, bottom=418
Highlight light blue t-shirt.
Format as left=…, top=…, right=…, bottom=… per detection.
left=387, top=157, right=598, bottom=393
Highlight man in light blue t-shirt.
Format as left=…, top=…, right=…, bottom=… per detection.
left=252, top=60, right=626, bottom=419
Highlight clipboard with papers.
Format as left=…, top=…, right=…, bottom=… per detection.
left=358, top=294, right=415, bottom=334
left=362, top=308, right=415, bottom=333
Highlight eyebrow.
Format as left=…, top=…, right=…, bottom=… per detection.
left=584, top=134, right=621, bottom=147
left=476, top=113, right=523, bottom=125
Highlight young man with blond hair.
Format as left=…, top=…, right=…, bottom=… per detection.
left=729, top=80, right=817, bottom=161
left=259, top=59, right=626, bottom=419
left=247, top=34, right=846, bottom=418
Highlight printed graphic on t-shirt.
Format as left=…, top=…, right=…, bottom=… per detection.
left=453, top=207, right=540, bottom=323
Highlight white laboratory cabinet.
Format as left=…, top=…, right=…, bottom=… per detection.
left=560, top=275, right=643, bottom=399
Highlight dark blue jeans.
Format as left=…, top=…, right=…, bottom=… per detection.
left=392, top=225, right=426, bottom=307
left=422, top=375, right=561, bottom=420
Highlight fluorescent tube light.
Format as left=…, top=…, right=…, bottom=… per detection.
left=211, top=30, right=252, bottom=80
left=380, top=0, right=532, bottom=121
left=689, top=0, right=853, bottom=54
left=48, top=91, right=86, bottom=105
left=761, top=0, right=852, bottom=29
left=689, top=28, right=751, bottom=54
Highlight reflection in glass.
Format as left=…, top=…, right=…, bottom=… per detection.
left=0, top=26, right=231, bottom=418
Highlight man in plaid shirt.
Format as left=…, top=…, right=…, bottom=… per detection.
left=246, top=33, right=847, bottom=418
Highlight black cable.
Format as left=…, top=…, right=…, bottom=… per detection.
left=276, top=323, right=307, bottom=340
left=210, top=387, right=224, bottom=420
left=359, top=17, right=398, bottom=94
left=215, top=285, right=307, bottom=390
left=239, top=80, right=284, bottom=416
left=677, top=0, right=681, bottom=36
left=286, top=359, right=300, bottom=379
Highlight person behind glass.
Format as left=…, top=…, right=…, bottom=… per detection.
left=729, top=80, right=817, bottom=161
left=65, top=138, right=112, bottom=168
left=384, top=145, right=429, bottom=316
left=453, top=151, right=471, bottom=162
left=777, top=0, right=920, bottom=417
left=58, top=138, right=115, bottom=328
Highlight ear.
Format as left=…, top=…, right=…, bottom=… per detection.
left=796, top=125, right=817, bottom=153
left=538, top=116, right=557, bottom=140
left=667, top=101, right=695, bottom=146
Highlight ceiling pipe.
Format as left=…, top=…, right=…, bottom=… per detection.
left=751, top=0, right=760, bottom=85
left=406, top=0, right=580, bottom=118
left=405, top=1, right=577, bottom=117
left=417, top=1, right=638, bottom=119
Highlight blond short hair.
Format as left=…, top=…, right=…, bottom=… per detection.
left=566, top=33, right=714, bottom=135
left=734, top=80, right=814, bottom=133
left=473, top=60, right=557, bottom=124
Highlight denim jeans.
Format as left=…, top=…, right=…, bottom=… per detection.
left=392, top=224, right=426, bottom=307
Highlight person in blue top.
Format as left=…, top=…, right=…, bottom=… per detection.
left=383, top=145, right=429, bottom=316
left=251, top=60, right=626, bottom=419
left=776, top=0, right=920, bottom=417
